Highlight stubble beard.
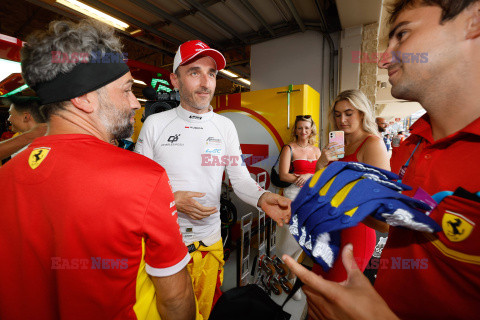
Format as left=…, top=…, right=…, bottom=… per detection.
left=97, top=92, right=135, bottom=140
left=389, top=64, right=423, bottom=102
left=178, top=80, right=213, bottom=111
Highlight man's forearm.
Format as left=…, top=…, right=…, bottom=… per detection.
left=0, top=134, right=32, bottom=160
left=157, top=289, right=196, bottom=320
left=0, top=124, right=47, bottom=160
left=153, top=268, right=196, bottom=320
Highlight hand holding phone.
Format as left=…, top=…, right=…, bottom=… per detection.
left=328, top=131, right=345, bottom=159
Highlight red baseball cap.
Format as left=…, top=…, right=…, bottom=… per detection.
left=173, top=40, right=226, bottom=73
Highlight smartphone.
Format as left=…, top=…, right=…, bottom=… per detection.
left=328, top=131, right=345, bottom=159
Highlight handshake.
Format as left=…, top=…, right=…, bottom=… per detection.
left=289, top=161, right=441, bottom=271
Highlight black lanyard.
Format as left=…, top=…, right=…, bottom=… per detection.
left=398, top=138, right=422, bottom=183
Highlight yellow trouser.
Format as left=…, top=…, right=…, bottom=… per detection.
left=187, top=239, right=225, bottom=320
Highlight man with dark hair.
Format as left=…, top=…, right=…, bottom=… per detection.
left=0, top=20, right=195, bottom=320
left=283, top=0, right=480, bottom=319
left=0, top=95, right=47, bottom=161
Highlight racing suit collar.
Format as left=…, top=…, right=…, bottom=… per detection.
left=176, top=105, right=214, bottom=123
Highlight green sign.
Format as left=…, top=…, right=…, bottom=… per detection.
left=151, top=73, right=172, bottom=92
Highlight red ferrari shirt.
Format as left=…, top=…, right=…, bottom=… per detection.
left=0, top=134, right=189, bottom=320
left=375, top=115, right=480, bottom=319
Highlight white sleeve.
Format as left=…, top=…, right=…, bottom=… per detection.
left=224, top=119, right=266, bottom=208
left=134, top=116, right=156, bottom=160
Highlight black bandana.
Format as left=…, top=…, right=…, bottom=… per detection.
left=32, top=57, right=130, bottom=105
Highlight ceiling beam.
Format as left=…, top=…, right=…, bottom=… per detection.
left=14, top=8, right=40, bottom=38
left=226, top=59, right=250, bottom=67
left=25, top=0, right=175, bottom=58
left=271, top=0, right=291, bottom=23
left=218, top=21, right=297, bottom=50
left=228, top=66, right=249, bottom=78
left=128, top=0, right=216, bottom=45
left=77, top=0, right=182, bottom=45
left=26, top=0, right=85, bottom=22
left=127, top=35, right=175, bottom=57
left=237, top=0, right=275, bottom=37
left=217, top=73, right=250, bottom=88
left=221, top=0, right=258, bottom=32
left=182, top=0, right=247, bottom=43
left=280, top=0, right=306, bottom=32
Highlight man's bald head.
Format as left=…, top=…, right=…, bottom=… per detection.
left=376, top=117, right=388, bottom=132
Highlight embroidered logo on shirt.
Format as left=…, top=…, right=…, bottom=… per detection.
left=28, top=147, right=50, bottom=169
left=206, top=136, right=221, bottom=145
left=205, top=148, right=221, bottom=154
left=167, top=134, right=181, bottom=143
left=189, top=115, right=202, bottom=120
left=442, top=211, right=475, bottom=242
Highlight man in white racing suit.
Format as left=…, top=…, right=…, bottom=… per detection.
left=135, top=40, right=291, bottom=319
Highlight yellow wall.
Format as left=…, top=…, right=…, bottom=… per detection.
left=131, top=107, right=144, bottom=143
left=212, top=84, right=320, bottom=147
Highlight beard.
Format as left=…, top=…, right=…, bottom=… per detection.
left=97, top=91, right=135, bottom=140
left=378, top=126, right=386, bottom=133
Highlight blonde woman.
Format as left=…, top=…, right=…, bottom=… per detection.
left=279, top=115, right=321, bottom=199
left=314, top=89, right=389, bottom=282
left=316, top=90, right=389, bottom=170
left=276, top=115, right=320, bottom=299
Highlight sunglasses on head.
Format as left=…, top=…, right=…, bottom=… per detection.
left=296, top=115, right=312, bottom=119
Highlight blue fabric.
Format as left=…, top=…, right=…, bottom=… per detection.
left=294, top=165, right=413, bottom=229
left=289, top=161, right=441, bottom=271
left=292, top=162, right=410, bottom=216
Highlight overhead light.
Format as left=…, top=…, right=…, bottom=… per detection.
left=238, top=78, right=251, bottom=86
left=0, top=58, right=21, bottom=83
left=219, top=69, right=239, bottom=78
left=130, top=29, right=143, bottom=36
left=0, top=84, right=29, bottom=97
left=137, top=98, right=147, bottom=102
left=133, top=79, right=147, bottom=86
left=56, top=0, right=129, bottom=31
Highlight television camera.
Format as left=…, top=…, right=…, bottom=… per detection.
left=141, top=86, right=180, bottom=122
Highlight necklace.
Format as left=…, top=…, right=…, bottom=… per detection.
left=296, top=142, right=309, bottom=148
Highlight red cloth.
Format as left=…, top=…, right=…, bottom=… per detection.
left=313, top=135, right=376, bottom=282
left=292, top=159, right=317, bottom=174
left=0, top=131, right=14, bottom=141
left=375, top=115, right=480, bottom=318
left=341, top=135, right=373, bottom=162
left=312, top=223, right=376, bottom=282
left=0, top=134, right=188, bottom=319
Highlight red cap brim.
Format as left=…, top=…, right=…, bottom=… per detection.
left=180, top=48, right=226, bottom=71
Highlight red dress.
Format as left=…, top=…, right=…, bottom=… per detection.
left=292, top=159, right=317, bottom=175
left=312, top=136, right=377, bottom=282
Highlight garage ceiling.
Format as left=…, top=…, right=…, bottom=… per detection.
left=0, top=0, right=342, bottom=96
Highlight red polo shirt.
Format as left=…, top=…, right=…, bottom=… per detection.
left=375, top=115, right=480, bottom=319
left=0, top=135, right=189, bottom=320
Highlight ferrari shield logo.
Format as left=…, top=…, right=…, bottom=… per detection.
left=28, top=148, right=50, bottom=169
left=442, top=211, right=475, bottom=242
